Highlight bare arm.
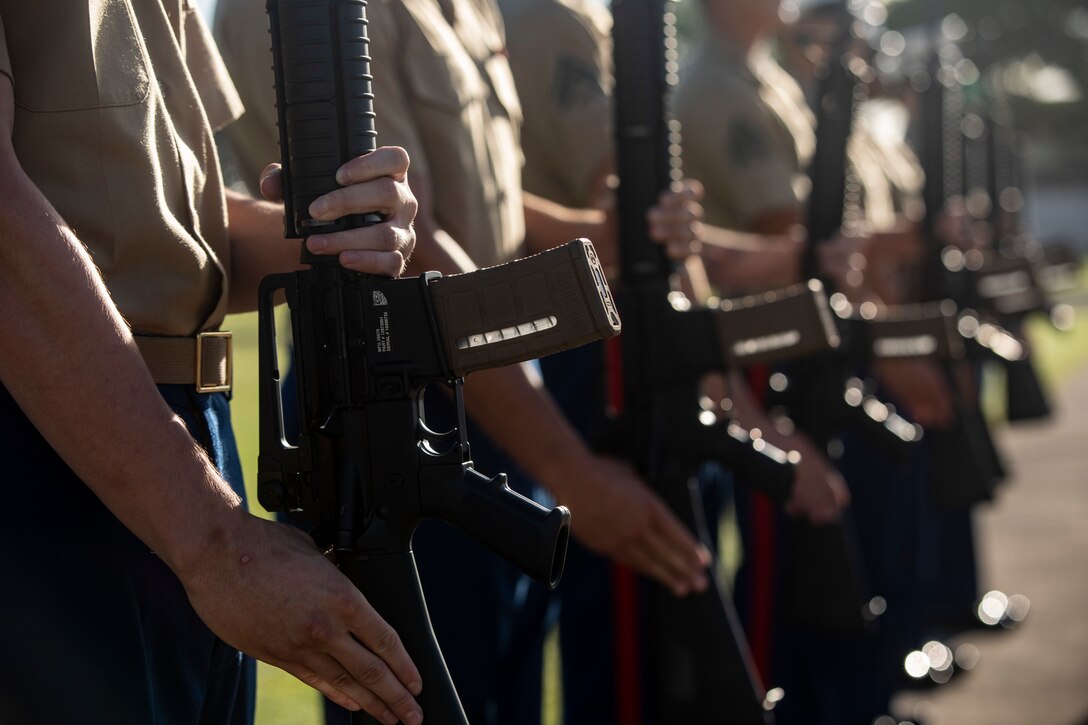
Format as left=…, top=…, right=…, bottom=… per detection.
left=698, top=224, right=804, bottom=294
left=522, top=190, right=606, bottom=256
left=0, top=79, right=423, bottom=724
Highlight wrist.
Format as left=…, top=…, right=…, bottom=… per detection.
left=157, top=469, right=250, bottom=582
left=528, top=433, right=596, bottom=502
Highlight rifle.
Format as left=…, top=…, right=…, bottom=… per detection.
left=779, top=0, right=925, bottom=633
left=977, top=111, right=1054, bottom=421
left=917, top=31, right=1009, bottom=509
left=602, top=0, right=854, bottom=721
left=256, top=2, right=620, bottom=722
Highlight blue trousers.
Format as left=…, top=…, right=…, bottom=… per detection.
left=0, top=383, right=254, bottom=725
left=543, top=345, right=738, bottom=725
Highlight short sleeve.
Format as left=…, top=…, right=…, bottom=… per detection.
left=368, top=0, right=432, bottom=182
left=677, top=80, right=800, bottom=230
left=212, top=0, right=280, bottom=192
left=506, top=1, right=613, bottom=206
left=0, top=13, right=13, bottom=84
left=184, top=4, right=244, bottom=133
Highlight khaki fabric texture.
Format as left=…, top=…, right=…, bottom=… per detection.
left=501, top=0, right=613, bottom=208
left=855, top=100, right=925, bottom=225
left=214, top=0, right=279, bottom=195
left=675, top=37, right=811, bottom=231
left=848, top=124, right=897, bottom=231
left=0, top=15, right=9, bottom=81
left=370, top=0, right=525, bottom=268
left=0, top=0, right=243, bottom=336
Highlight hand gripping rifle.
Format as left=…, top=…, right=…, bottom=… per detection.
left=604, top=0, right=848, bottom=721
left=255, top=2, right=620, bottom=722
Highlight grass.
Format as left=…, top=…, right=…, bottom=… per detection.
left=222, top=310, right=323, bottom=725
left=225, top=264, right=1088, bottom=724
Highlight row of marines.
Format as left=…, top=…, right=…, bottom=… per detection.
left=0, top=0, right=1052, bottom=723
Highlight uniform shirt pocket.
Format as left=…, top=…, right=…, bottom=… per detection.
left=9, top=0, right=150, bottom=112
left=403, top=29, right=485, bottom=114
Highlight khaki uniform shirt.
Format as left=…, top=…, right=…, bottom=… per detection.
left=0, top=1, right=242, bottom=337
left=370, top=0, right=525, bottom=268
left=213, top=0, right=279, bottom=194
left=675, top=37, right=814, bottom=231
left=852, top=100, right=925, bottom=228
left=500, top=0, right=613, bottom=208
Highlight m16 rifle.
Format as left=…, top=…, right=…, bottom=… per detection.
left=777, top=0, right=927, bottom=633
left=600, top=0, right=868, bottom=720
left=256, top=2, right=620, bottom=722
left=917, top=32, right=1010, bottom=509
left=970, top=109, right=1056, bottom=421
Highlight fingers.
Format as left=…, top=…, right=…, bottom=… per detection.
left=305, top=227, right=411, bottom=277
left=634, top=503, right=711, bottom=597
left=673, top=177, right=704, bottom=202
left=335, top=146, right=411, bottom=185
left=346, top=598, right=424, bottom=702
left=290, top=587, right=424, bottom=724
left=325, top=641, right=423, bottom=725
left=285, top=656, right=404, bottom=725
left=646, top=182, right=704, bottom=260
left=625, top=539, right=695, bottom=597
left=300, top=146, right=417, bottom=277
left=309, top=175, right=407, bottom=222
left=788, top=463, right=850, bottom=525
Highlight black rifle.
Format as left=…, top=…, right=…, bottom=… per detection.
left=917, top=35, right=1009, bottom=509
left=602, top=0, right=851, bottom=721
left=780, top=0, right=923, bottom=633
left=976, top=112, right=1053, bottom=421
left=256, top=2, right=620, bottom=722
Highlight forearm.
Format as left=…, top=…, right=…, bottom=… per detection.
left=404, top=225, right=478, bottom=276
left=0, top=162, right=243, bottom=579
left=226, top=189, right=302, bottom=312
left=522, top=191, right=606, bottom=255
left=461, top=363, right=593, bottom=501
left=700, top=239, right=802, bottom=294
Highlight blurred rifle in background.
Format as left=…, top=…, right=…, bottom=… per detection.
left=917, top=29, right=1013, bottom=508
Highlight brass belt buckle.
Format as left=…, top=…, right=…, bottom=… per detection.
left=195, top=331, right=233, bottom=393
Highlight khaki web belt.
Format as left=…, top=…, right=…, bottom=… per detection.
left=134, top=332, right=233, bottom=393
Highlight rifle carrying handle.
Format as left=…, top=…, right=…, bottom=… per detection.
left=256, top=273, right=301, bottom=512
left=338, top=552, right=469, bottom=725
left=268, top=0, right=380, bottom=246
